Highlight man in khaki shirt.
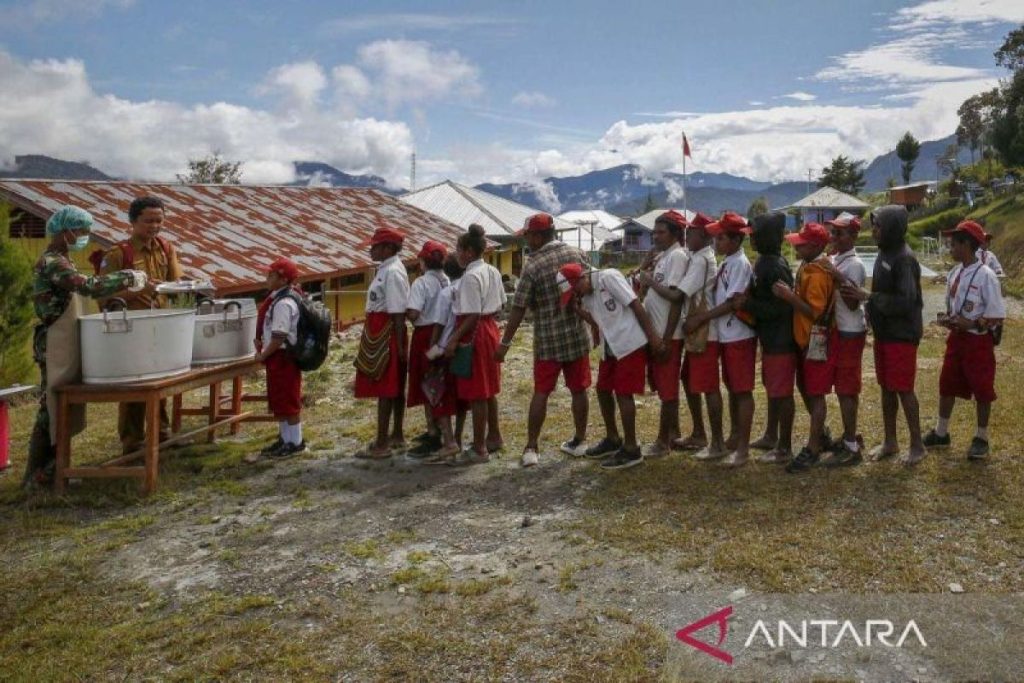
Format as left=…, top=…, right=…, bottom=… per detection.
left=101, top=195, right=183, bottom=453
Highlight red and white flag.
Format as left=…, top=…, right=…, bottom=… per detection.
left=681, top=132, right=692, bottom=159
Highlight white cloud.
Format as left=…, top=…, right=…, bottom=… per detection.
left=0, top=0, right=133, bottom=26
left=355, top=39, right=482, bottom=110
left=779, top=91, right=817, bottom=101
left=511, top=91, right=557, bottom=108
left=748, top=100, right=766, bottom=106
left=816, top=30, right=988, bottom=84
left=322, top=13, right=516, bottom=34
left=894, top=0, right=1024, bottom=29
left=0, top=50, right=414, bottom=185
left=258, top=61, right=327, bottom=110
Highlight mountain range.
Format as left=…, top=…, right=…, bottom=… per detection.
left=2, top=133, right=972, bottom=217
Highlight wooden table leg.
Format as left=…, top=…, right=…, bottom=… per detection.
left=54, top=392, right=70, bottom=495
left=230, top=376, right=243, bottom=435
left=171, top=393, right=183, bottom=433
left=143, top=395, right=159, bottom=495
left=207, top=381, right=221, bottom=443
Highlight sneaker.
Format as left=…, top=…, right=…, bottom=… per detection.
left=407, top=435, right=442, bottom=459
left=967, top=437, right=989, bottom=460
left=641, top=442, right=670, bottom=459
left=756, top=449, right=792, bottom=465
left=559, top=437, right=588, bottom=458
left=823, top=436, right=864, bottom=468
left=259, top=438, right=285, bottom=457
left=521, top=449, right=540, bottom=468
left=693, top=445, right=727, bottom=461
left=923, top=429, right=951, bottom=449
left=785, top=447, right=819, bottom=473
left=270, top=440, right=307, bottom=460
left=585, top=437, right=622, bottom=459
left=600, top=449, right=644, bottom=470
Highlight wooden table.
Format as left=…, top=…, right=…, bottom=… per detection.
left=55, top=358, right=269, bottom=495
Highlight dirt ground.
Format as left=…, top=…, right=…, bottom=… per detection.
left=1, top=283, right=1023, bottom=681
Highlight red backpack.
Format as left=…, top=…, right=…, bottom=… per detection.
left=89, top=236, right=171, bottom=275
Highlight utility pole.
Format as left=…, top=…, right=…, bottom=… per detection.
left=807, top=168, right=814, bottom=195
left=410, top=151, right=416, bottom=192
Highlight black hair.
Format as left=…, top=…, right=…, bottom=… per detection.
left=950, top=231, right=980, bottom=252
left=442, top=253, right=465, bottom=280
left=129, top=196, right=165, bottom=223
left=423, top=252, right=445, bottom=270
left=654, top=218, right=682, bottom=237
left=458, top=223, right=487, bottom=257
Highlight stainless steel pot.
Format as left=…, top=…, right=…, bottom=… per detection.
left=192, top=298, right=258, bottom=365
left=80, top=302, right=196, bottom=384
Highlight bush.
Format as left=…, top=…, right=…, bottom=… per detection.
left=908, top=205, right=971, bottom=239
left=0, top=204, right=36, bottom=386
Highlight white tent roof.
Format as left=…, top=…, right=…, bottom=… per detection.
left=783, top=186, right=869, bottom=211
left=556, top=209, right=622, bottom=250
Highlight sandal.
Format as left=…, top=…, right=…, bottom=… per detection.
left=449, top=449, right=490, bottom=467
left=354, top=443, right=392, bottom=460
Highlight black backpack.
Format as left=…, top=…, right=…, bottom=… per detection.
left=271, top=289, right=333, bottom=371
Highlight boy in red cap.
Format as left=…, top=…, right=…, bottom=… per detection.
left=684, top=212, right=755, bottom=467
left=823, top=213, right=867, bottom=466
left=773, top=222, right=837, bottom=473
left=354, top=226, right=410, bottom=459
left=254, top=257, right=306, bottom=459
left=925, top=220, right=1006, bottom=459
left=558, top=263, right=664, bottom=469
left=636, top=210, right=689, bottom=457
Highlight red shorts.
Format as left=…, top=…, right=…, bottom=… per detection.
left=265, top=350, right=302, bottom=418
left=354, top=312, right=406, bottom=399
left=456, top=315, right=501, bottom=401
left=940, top=330, right=997, bottom=403
left=597, top=347, right=647, bottom=396
left=720, top=338, right=756, bottom=394
left=683, top=341, right=720, bottom=394
left=648, top=339, right=683, bottom=401
left=873, top=341, right=917, bottom=393
left=534, top=356, right=592, bottom=394
left=406, top=325, right=434, bottom=407
left=834, top=333, right=866, bottom=396
left=797, top=329, right=839, bottom=397
left=761, top=352, right=796, bottom=399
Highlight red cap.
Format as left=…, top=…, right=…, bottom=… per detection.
left=706, top=212, right=751, bottom=236
left=417, top=240, right=447, bottom=259
left=556, top=262, right=586, bottom=307
left=268, top=257, right=299, bottom=282
left=368, top=226, right=405, bottom=247
left=518, top=212, right=555, bottom=236
left=942, top=220, right=990, bottom=244
left=825, top=213, right=862, bottom=232
left=688, top=212, right=714, bottom=230
left=655, top=210, right=688, bottom=231
left=785, top=222, right=830, bottom=247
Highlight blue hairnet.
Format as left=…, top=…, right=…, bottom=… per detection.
left=45, top=205, right=93, bottom=236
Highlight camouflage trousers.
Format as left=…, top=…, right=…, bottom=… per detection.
left=25, top=325, right=55, bottom=485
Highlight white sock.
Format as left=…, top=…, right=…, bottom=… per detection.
left=293, top=422, right=303, bottom=445
left=844, top=438, right=860, bottom=453
left=278, top=420, right=287, bottom=440
left=936, top=417, right=950, bottom=437
left=975, top=426, right=988, bottom=441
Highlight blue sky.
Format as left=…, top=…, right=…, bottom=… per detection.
left=0, top=0, right=1021, bottom=201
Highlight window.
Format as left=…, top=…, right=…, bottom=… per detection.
left=333, top=272, right=364, bottom=288
left=8, top=210, right=46, bottom=239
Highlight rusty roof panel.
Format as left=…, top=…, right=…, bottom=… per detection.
left=0, top=180, right=468, bottom=293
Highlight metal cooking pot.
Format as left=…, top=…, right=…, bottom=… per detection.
left=80, top=299, right=196, bottom=385
left=192, top=298, right=258, bottom=365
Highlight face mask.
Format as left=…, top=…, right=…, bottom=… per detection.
left=66, top=232, right=90, bottom=251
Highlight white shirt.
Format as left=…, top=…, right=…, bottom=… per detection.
left=457, top=259, right=507, bottom=315
left=582, top=269, right=648, bottom=359
left=263, top=287, right=300, bottom=346
left=946, top=260, right=1006, bottom=334
left=436, top=280, right=460, bottom=348
left=644, top=244, right=688, bottom=340
left=408, top=269, right=450, bottom=326
left=365, top=255, right=410, bottom=314
left=832, top=248, right=867, bottom=334
left=976, top=248, right=1004, bottom=277
left=679, top=245, right=718, bottom=342
left=713, top=249, right=755, bottom=343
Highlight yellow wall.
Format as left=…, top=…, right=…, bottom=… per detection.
left=486, top=245, right=519, bottom=277
left=326, top=269, right=374, bottom=329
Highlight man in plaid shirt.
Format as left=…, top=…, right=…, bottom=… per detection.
left=496, top=213, right=592, bottom=467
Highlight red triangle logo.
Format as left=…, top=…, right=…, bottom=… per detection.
left=675, top=605, right=733, bottom=665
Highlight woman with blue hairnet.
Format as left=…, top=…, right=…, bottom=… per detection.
left=23, top=206, right=151, bottom=489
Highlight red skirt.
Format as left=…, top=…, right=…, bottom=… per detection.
left=406, top=325, right=434, bottom=407
left=354, top=311, right=406, bottom=399
left=455, top=315, right=501, bottom=401
left=431, top=361, right=468, bottom=418
left=265, top=350, right=302, bottom=418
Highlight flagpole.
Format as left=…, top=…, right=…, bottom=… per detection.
left=682, top=131, right=688, bottom=215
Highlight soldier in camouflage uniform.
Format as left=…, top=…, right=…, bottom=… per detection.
left=24, top=206, right=146, bottom=488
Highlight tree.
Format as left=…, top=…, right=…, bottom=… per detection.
left=642, top=190, right=657, bottom=213
left=937, top=143, right=960, bottom=180
left=817, top=155, right=866, bottom=195
left=746, top=196, right=769, bottom=219
left=0, top=205, right=36, bottom=386
left=177, top=151, right=243, bottom=184
left=990, top=26, right=1024, bottom=167
left=895, top=132, right=920, bottom=184
left=957, top=89, right=1000, bottom=163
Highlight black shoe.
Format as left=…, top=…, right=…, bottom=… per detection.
left=270, top=440, right=307, bottom=459
left=585, top=437, right=622, bottom=459
left=600, top=449, right=644, bottom=470
left=785, top=447, right=819, bottom=473
left=967, top=437, right=989, bottom=460
left=823, top=440, right=863, bottom=468
left=923, top=429, right=951, bottom=449
left=260, top=438, right=285, bottom=457
left=407, top=435, right=442, bottom=458
left=411, top=432, right=433, bottom=444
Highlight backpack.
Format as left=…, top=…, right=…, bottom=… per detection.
left=271, top=288, right=334, bottom=371
left=89, top=237, right=172, bottom=275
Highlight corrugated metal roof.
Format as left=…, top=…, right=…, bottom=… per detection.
left=401, top=180, right=574, bottom=237
left=784, top=186, right=870, bottom=210
left=622, top=208, right=696, bottom=232
left=557, top=210, right=622, bottom=233
left=0, top=179, right=468, bottom=294
left=556, top=210, right=619, bottom=250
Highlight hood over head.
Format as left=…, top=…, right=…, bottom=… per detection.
left=750, top=212, right=786, bottom=255
left=871, top=205, right=908, bottom=252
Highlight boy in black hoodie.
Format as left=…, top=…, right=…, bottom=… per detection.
left=841, top=205, right=926, bottom=465
left=743, top=213, right=798, bottom=464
